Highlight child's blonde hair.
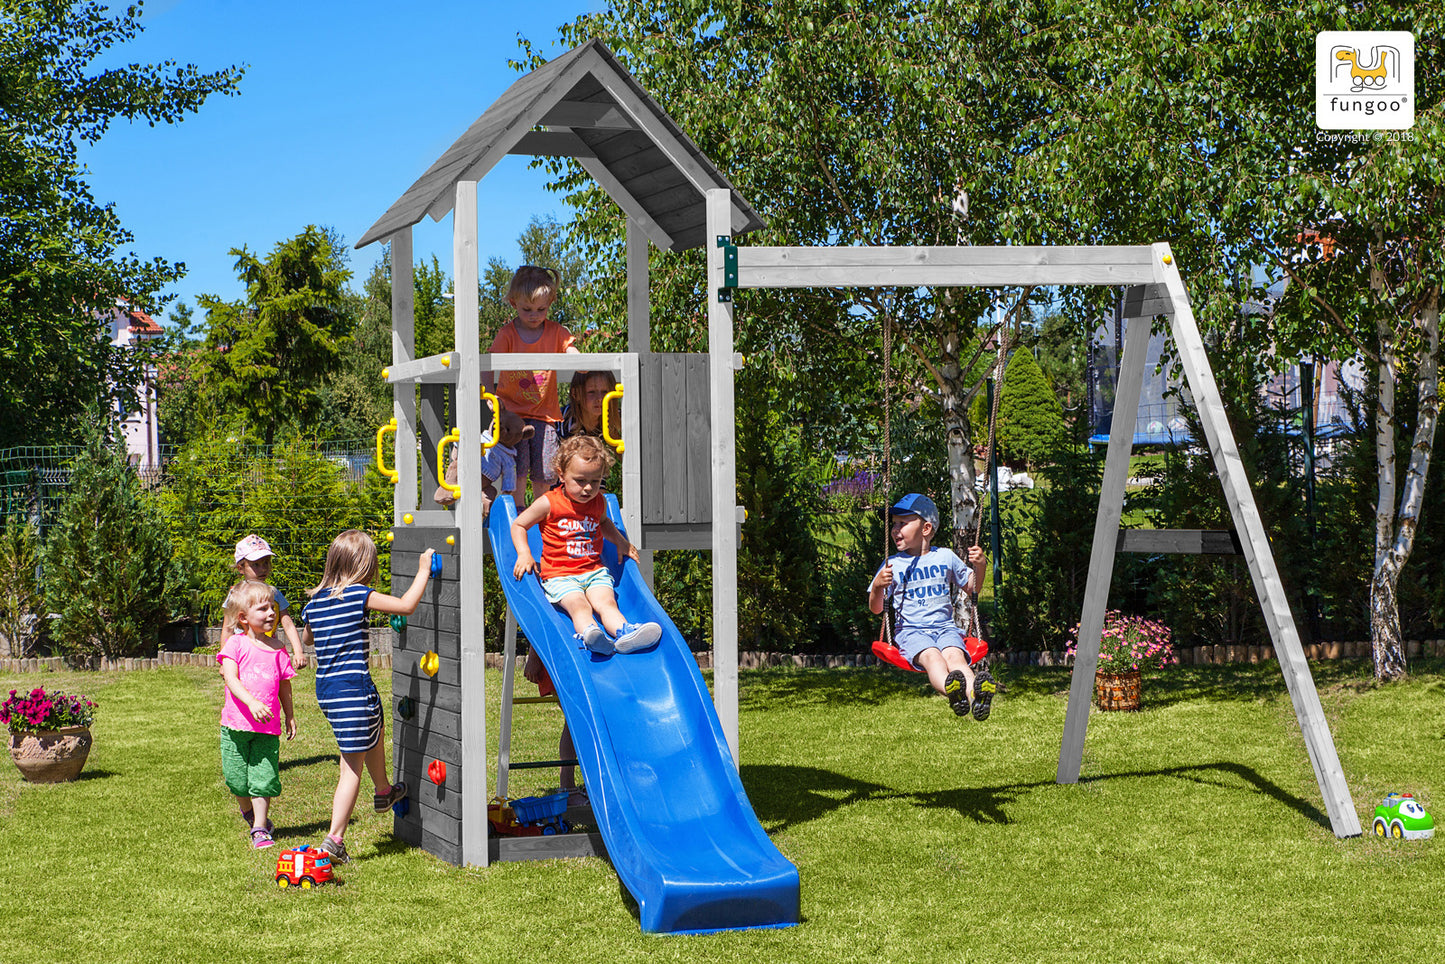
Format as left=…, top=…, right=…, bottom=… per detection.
left=310, top=529, right=379, bottom=599
left=552, top=434, right=616, bottom=479
left=507, top=265, right=559, bottom=306
left=222, top=579, right=275, bottom=637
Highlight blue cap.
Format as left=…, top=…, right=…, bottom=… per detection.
left=889, top=493, right=939, bottom=529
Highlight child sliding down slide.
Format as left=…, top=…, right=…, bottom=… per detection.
left=511, top=435, right=660, bottom=655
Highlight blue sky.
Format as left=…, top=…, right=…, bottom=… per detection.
left=81, top=0, right=601, bottom=321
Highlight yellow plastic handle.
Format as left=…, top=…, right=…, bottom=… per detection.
left=601, top=383, right=624, bottom=454
left=481, top=390, right=501, bottom=452
left=376, top=418, right=399, bottom=484
left=437, top=428, right=461, bottom=500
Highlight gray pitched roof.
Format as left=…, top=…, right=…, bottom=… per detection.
left=356, top=39, right=763, bottom=252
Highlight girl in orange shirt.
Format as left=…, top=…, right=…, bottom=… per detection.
left=486, top=265, right=580, bottom=503
left=511, top=435, right=660, bottom=656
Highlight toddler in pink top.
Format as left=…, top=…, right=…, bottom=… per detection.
left=217, top=579, right=297, bottom=848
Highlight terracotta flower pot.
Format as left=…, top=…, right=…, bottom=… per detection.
left=9, top=726, right=93, bottom=782
left=1095, top=670, right=1142, bottom=712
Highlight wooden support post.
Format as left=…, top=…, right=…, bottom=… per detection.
left=1057, top=312, right=1152, bottom=785
left=1154, top=244, right=1360, bottom=838
left=705, top=189, right=740, bottom=765
left=453, top=180, right=490, bottom=864
left=620, top=351, right=643, bottom=544
left=627, top=218, right=655, bottom=588
left=496, top=608, right=518, bottom=801
left=391, top=229, right=417, bottom=526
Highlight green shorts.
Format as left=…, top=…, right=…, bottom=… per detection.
left=220, top=726, right=282, bottom=798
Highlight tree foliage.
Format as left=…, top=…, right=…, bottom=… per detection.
left=194, top=226, right=353, bottom=444
left=1008, top=0, right=1443, bottom=678
left=44, top=411, right=173, bottom=659
left=996, top=348, right=1064, bottom=470
left=504, top=3, right=1441, bottom=658
left=0, top=516, right=43, bottom=657
left=159, top=426, right=391, bottom=616
left=0, top=0, right=242, bottom=446
left=525, top=2, right=1038, bottom=530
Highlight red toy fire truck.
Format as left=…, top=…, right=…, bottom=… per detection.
left=275, top=845, right=337, bottom=889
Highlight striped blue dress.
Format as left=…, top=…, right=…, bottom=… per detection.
left=303, top=584, right=382, bottom=754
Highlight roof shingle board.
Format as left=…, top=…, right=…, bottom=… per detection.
left=357, top=39, right=762, bottom=252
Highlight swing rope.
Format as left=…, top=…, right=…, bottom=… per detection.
left=956, top=328, right=1008, bottom=643
left=871, top=307, right=1001, bottom=672
left=879, top=307, right=894, bottom=648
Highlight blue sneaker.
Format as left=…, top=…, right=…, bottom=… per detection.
left=614, top=621, right=661, bottom=654
left=581, top=625, right=614, bottom=655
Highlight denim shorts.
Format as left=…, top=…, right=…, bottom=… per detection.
left=542, top=567, right=614, bottom=604
left=896, top=626, right=970, bottom=668
left=516, top=418, right=555, bottom=492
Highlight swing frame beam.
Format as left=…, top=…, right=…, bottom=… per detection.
left=722, top=227, right=1360, bottom=839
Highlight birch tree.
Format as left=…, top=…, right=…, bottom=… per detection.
left=1008, top=0, right=1441, bottom=678
left=529, top=1, right=1055, bottom=557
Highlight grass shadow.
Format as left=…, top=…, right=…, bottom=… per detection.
left=280, top=753, right=336, bottom=771
left=75, top=768, right=118, bottom=781
left=739, top=666, right=928, bottom=712
left=741, top=764, right=895, bottom=833
left=274, top=818, right=332, bottom=837
left=1082, top=760, right=1330, bottom=830
left=746, top=759, right=1329, bottom=833
left=910, top=779, right=1058, bottom=825
left=992, top=661, right=1381, bottom=711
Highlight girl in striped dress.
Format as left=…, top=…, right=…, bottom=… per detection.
left=303, top=530, right=434, bottom=864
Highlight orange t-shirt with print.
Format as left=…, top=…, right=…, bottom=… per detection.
left=489, top=319, right=575, bottom=422
left=539, top=487, right=608, bottom=579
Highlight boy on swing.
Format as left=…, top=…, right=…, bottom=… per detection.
left=868, top=494, right=996, bottom=720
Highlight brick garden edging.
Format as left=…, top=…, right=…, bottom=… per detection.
left=3, top=638, right=1443, bottom=675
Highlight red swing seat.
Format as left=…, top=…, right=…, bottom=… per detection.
left=871, top=635, right=987, bottom=672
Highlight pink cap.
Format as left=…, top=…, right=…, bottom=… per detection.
left=234, top=534, right=273, bottom=563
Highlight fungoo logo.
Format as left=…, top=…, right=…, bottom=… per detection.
left=1317, top=31, right=1414, bottom=129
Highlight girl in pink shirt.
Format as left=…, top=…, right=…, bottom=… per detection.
left=485, top=265, right=580, bottom=503
left=218, top=579, right=297, bottom=848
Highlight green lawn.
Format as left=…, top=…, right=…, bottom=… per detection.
left=2, top=660, right=1443, bottom=963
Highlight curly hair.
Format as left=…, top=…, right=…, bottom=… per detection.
left=552, top=433, right=616, bottom=479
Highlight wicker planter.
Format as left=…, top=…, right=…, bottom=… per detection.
left=1095, top=670, right=1142, bottom=712
left=9, top=726, right=92, bottom=782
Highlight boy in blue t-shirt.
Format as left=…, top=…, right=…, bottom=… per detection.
left=868, top=493, right=996, bottom=720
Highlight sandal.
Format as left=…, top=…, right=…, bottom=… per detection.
left=240, top=812, right=274, bottom=836
left=250, top=827, right=275, bottom=849
left=374, top=781, right=409, bottom=813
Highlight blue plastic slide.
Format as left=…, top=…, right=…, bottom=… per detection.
left=486, top=495, right=800, bottom=934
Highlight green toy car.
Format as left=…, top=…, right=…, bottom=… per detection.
left=1372, top=792, right=1434, bottom=840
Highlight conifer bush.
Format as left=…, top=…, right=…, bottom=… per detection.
left=996, top=348, right=1065, bottom=469
left=45, top=419, right=173, bottom=659
left=0, top=516, right=43, bottom=657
